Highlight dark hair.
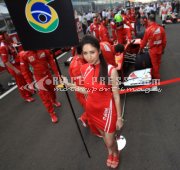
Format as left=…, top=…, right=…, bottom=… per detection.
left=80, top=35, right=109, bottom=85
left=121, top=10, right=125, bottom=14
left=115, top=44, right=125, bottom=53
left=102, top=17, right=107, bottom=21
left=141, top=16, right=148, bottom=23
left=148, top=14, right=155, bottom=22
left=141, top=16, right=147, bottom=20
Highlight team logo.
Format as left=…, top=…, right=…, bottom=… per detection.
left=25, top=0, right=59, bottom=33
left=28, top=56, right=35, bottom=62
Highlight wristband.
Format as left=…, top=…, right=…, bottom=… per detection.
left=117, top=117, right=123, bottom=121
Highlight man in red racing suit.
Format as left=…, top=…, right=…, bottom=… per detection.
left=0, top=35, right=34, bottom=102
left=19, top=50, right=61, bottom=123
left=115, top=11, right=133, bottom=45
left=69, top=45, right=87, bottom=127
left=90, top=18, right=100, bottom=41
left=140, top=14, right=167, bottom=79
left=110, top=20, right=117, bottom=42
left=99, top=18, right=112, bottom=43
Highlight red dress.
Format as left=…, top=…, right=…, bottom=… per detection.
left=81, top=63, right=117, bottom=135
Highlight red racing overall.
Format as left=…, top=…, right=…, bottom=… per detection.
left=19, top=50, right=60, bottom=114
left=140, top=22, right=167, bottom=79
left=0, top=41, right=32, bottom=100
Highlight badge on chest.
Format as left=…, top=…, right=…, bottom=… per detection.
left=28, top=56, right=35, bottom=62
left=39, top=52, right=46, bottom=58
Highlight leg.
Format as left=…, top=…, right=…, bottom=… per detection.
left=45, top=74, right=61, bottom=107
left=150, top=52, right=162, bottom=79
left=104, top=132, right=119, bottom=157
left=36, top=76, right=58, bottom=123
left=98, top=129, right=119, bottom=168
left=38, top=90, right=58, bottom=123
left=38, top=90, right=55, bottom=114
left=79, top=112, right=88, bottom=127
left=76, top=92, right=86, bottom=109
left=14, top=74, right=34, bottom=101
left=117, top=30, right=125, bottom=45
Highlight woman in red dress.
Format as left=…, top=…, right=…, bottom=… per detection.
left=64, top=35, right=123, bottom=169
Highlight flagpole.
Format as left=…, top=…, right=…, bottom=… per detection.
left=53, top=51, right=91, bottom=158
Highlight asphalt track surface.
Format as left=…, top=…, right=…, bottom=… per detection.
left=0, top=23, right=180, bottom=170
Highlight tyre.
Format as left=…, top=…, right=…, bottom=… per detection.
left=135, top=52, right=152, bottom=70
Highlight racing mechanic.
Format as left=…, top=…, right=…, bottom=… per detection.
left=99, top=17, right=112, bottom=44
left=0, top=33, right=34, bottom=102
left=114, top=11, right=133, bottom=45
left=140, top=16, right=149, bottom=29
left=161, top=3, right=168, bottom=27
left=110, top=20, right=117, bottom=42
left=140, top=14, right=167, bottom=80
left=69, top=45, right=88, bottom=127
left=19, top=50, right=61, bottom=123
left=90, top=17, right=100, bottom=41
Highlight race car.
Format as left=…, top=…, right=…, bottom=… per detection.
left=115, top=38, right=153, bottom=91
left=166, top=12, right=180, bottom=24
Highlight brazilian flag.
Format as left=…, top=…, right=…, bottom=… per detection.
left=4, top=0, right=79, bottom=50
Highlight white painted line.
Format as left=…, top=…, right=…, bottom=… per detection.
left=57, top=52, right=68, bottom=60
left=0, top=85, right=17, bottom=99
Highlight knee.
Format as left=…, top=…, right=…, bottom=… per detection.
left=105, top=139, right=115, bottom=148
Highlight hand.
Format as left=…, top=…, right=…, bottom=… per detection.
left=113, top=40, right=118, bottom=45
left=55, top=74, right=62, bottom=83
left=138, top=48, right=143, bottom=54
left=116, top=118, right=123, bottom=130
left=28, top=83, right=35, bottom=94
left=15, top=69, right=21, bottom=75
left=61, top=75, right=69, bottom=85
left=127, top=39, right=130, bottom=44
left=28, top=83, right=34, bottom=90
left=131, top=30, right=135, bottom=36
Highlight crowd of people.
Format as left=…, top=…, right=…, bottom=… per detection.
left=0, top=1, right=170, bottom=168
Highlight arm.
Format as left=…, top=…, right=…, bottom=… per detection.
left=124, top=18, right=133, bottom=30
left=62, top=76, right=88, bottom=95
left=111, top=68, right=123, bottom=130
left=5, top=62, right=20, bottom=74
left=140, top=29, right=149, bottom=50
left=46, top=50, right=60, bottom=77
left=19, top=52, right=33, bottom=84
left=104, top=28, right=111, bottom=43
left=1, top=46, right=20, bottom=74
